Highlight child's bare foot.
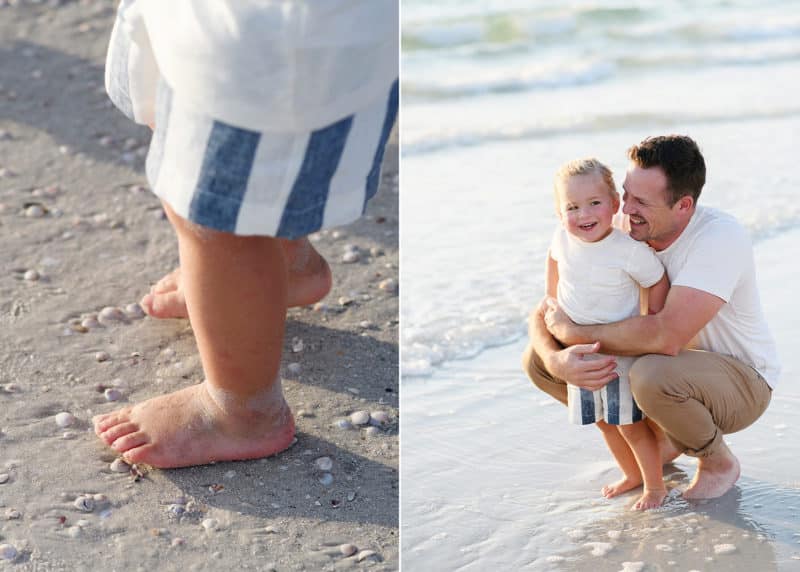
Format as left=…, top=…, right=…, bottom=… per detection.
left=602, top=475, right=643, bottom=498
left=140, top=238, right=332, bottom=318
left=93, top=382, right=295, bottom=469
left=632, top=487, right=668, bottom=510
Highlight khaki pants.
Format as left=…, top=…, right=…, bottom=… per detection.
left=522, top=346, right=772, bottom=457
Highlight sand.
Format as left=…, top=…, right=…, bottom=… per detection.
left=0, top=2, right=398, bottom=570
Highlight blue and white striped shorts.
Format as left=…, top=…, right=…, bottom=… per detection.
left=567, top=355, right=644, bottom=425
left=105, top=12, right=397, bottom=237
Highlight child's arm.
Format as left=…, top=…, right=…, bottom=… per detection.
left=545, top=252, right=559, bottom=299
left=646, top=273, right=670, bottom=314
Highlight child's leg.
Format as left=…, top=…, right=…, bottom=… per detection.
left=93, top=203, right=295, bottom=468
left=618, top=421, right=667, bottom=510
left=596, top=420, right=643, bottom=498
left=141, top=235, right=332, bottom=319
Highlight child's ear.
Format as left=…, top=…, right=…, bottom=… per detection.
left=612, top=193, right=621, bottom=212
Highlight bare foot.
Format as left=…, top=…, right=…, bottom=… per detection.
left=602, top=475, right=643, bottom=498
left=93, top=382, right=295, bottom=469
left=682, top=444, right=741, bottom=499
left=140, top=237, right=332, bottom=319
left=632, top=487, right=667, bottom=510
left=646, top=418, right=683, bottom=465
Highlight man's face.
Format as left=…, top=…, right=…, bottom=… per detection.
left=621, top=163, right=684, bottom=251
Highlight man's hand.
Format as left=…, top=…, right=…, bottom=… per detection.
left=547, top=342, right=618, bottom=391
left=543, top=297, right=575, bottom=344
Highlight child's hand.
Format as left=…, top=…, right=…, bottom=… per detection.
left=543, top=297, right=574, bottom=343
left=549, top=342, right=618, bottom=390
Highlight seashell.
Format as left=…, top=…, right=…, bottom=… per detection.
left=0, top=544, right=17, bottom=561
left=350, top=411, right=370, bottom=426
left=0, top=473, right=9, bottom=484
left=338, top=296, right=353, bottom=306
left=109, top=458, right=130, bottom=473
left=339, top=544, right=357, bottom=557
left=336, top=419, right=352, bottom=430
left=4, top=508, right=21, bottom=520
left=378, top=278, right=398, bottom=294
left=73, top=495, right=94, bottom=512
left=23, top=269, right=40, bottom=281
left=364, top=426, right=380, bottom=437
left=55, top=412, right=76, bottom=428
left=167, top=504, right=185, bottom=517
left=104, top=388, right=122, bottom=402
left=98, top=306, right=126, bottom=323
left=359, top=320, right=376, bottom=329
left=81, top=317, right=102, bottom=329
left=95, top=351, right=110, bottom=362
left=24, top=204, right=46, bottom=218
left=369, top=411, right=390, bottom=426
left=124, top=303, right=145, bottom=319
left=314, top=457, right=333, bottom=471
left=201, top=518, right=219, bottom=532
left=342, top=251, right=360, bottom=264
left=356, top=550, right=378, bottom=562
left=318, top=473, right=333, bottom=486
left=714, top=544, right=737, bottom=555
left=291, top=337, right=304, bottom=353
left=287, top=362, right=301, bottom=375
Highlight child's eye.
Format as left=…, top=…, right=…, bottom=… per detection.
left=590, top=200, right=601, bottom=206
left=566, top=205, right=577, bottom=211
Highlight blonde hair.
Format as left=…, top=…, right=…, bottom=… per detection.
left=553, top=158, right=617, bottom=210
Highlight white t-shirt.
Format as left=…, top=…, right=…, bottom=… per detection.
left=113, top=0, right=398, bottom=131
left=550, top=226, right=665, bottom=326
left=655, top=206, right=780, bottom=387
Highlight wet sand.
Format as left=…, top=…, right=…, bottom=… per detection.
left=0, top=2, right=398, bottom=569
left=401, top=229, right=800, bottom=570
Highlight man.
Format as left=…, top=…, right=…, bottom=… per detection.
left=523, top=135, right=779, bottom=499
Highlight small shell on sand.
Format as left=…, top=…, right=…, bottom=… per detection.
left=23, top=269, right=40, bottom=281
left=338, top=296, right=354, bottom=306
left=73, top=495, right=94, bottom=512
left=318, top=473, right=334, bottom=486
left=98, top=306, right=126, bottom=323
left=369, top=411, right=390, bottom=426
left=109, top=459, right=130, bottom=473
left=339, top=544, right=358, bottom=557
left=25, top=204, right=46, bottom=218
left=95, top=351, right=110, bottom=362
left=124, top=303, right=145, bottom=319
left=364, top=426, right=380, bottom=437
left=714, top=544, right=737, bottom=555
left=0, top=473, right=9, bottom=484
left=55, top=412, right=76, bottom=428
left=287, top=362, right=301, bottom=375
left=167, top=504, right=185, bottom=517
left=356, top=550, right=379, bottom=563
left=81, top=317, right=102, bottom=330
left=336, top=419, right=352, bottom=430
left=342, top=251, right=360, bottom=264
left=104, top=388, right=123, bottom=402
left=201, top=518, right=219, bottom=532
left=5, top=508, right=21, bottom=520
left=291, top=337, right=304, bottom=353
left=314, top=457, right=333, bottom=471
left=378, top=278, right=398, bottom=294
left=0, top=544, right=17, bottom=561
left=350, top=411, right=370, bottom=426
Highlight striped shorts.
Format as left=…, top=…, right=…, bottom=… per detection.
left=105, top=11, right=398, bottom=238
left=567, top=355, right=644, bottom=426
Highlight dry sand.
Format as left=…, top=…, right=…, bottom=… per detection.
left=0, top=2, right=398, bottom=570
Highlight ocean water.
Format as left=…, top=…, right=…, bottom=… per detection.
left=401, top=1, right=800, bottom=570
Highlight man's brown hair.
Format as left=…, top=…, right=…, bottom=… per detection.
left=627, top=135, right=706, bottom=205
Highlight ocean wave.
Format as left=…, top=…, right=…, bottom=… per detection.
left=401, top=108, right=800, bottom=157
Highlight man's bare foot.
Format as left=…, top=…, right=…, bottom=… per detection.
left=682, top=444, right=741, bottom=499
left=140, top=237, right=332, bottom=319
left=632, top=487, right=668, bottom=510
left=646, top=418, right=683, bottom=465
left=602, top=475, right=643, bottom=498
left=93, top=382, right=295, bottom=469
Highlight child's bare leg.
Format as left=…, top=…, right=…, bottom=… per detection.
left=93, top=204, right=295, bottom=468
left=618, top=421, right=667, bottom=510
left=141, top=236, right=332, bottom=318
left=645, top=417, right=683, bottom=465
left=596, top=420, right=643, bottom=498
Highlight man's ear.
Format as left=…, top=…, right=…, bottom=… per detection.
left=677, top=195, right=694, bottom=212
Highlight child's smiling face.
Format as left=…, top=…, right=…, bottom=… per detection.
left=556, top=173, right=619, bottom=243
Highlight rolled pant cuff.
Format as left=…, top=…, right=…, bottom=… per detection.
left=675, top=428, right=723, bottom=458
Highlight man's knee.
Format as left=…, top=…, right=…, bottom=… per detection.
left=629, top=354, right=679, bottom=409
left=522, top=344, right=548, bottom=390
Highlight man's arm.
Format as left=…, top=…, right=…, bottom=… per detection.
left=523, top=297, right=619, bottom=389
left=545, top=285, right=724, bottom=356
